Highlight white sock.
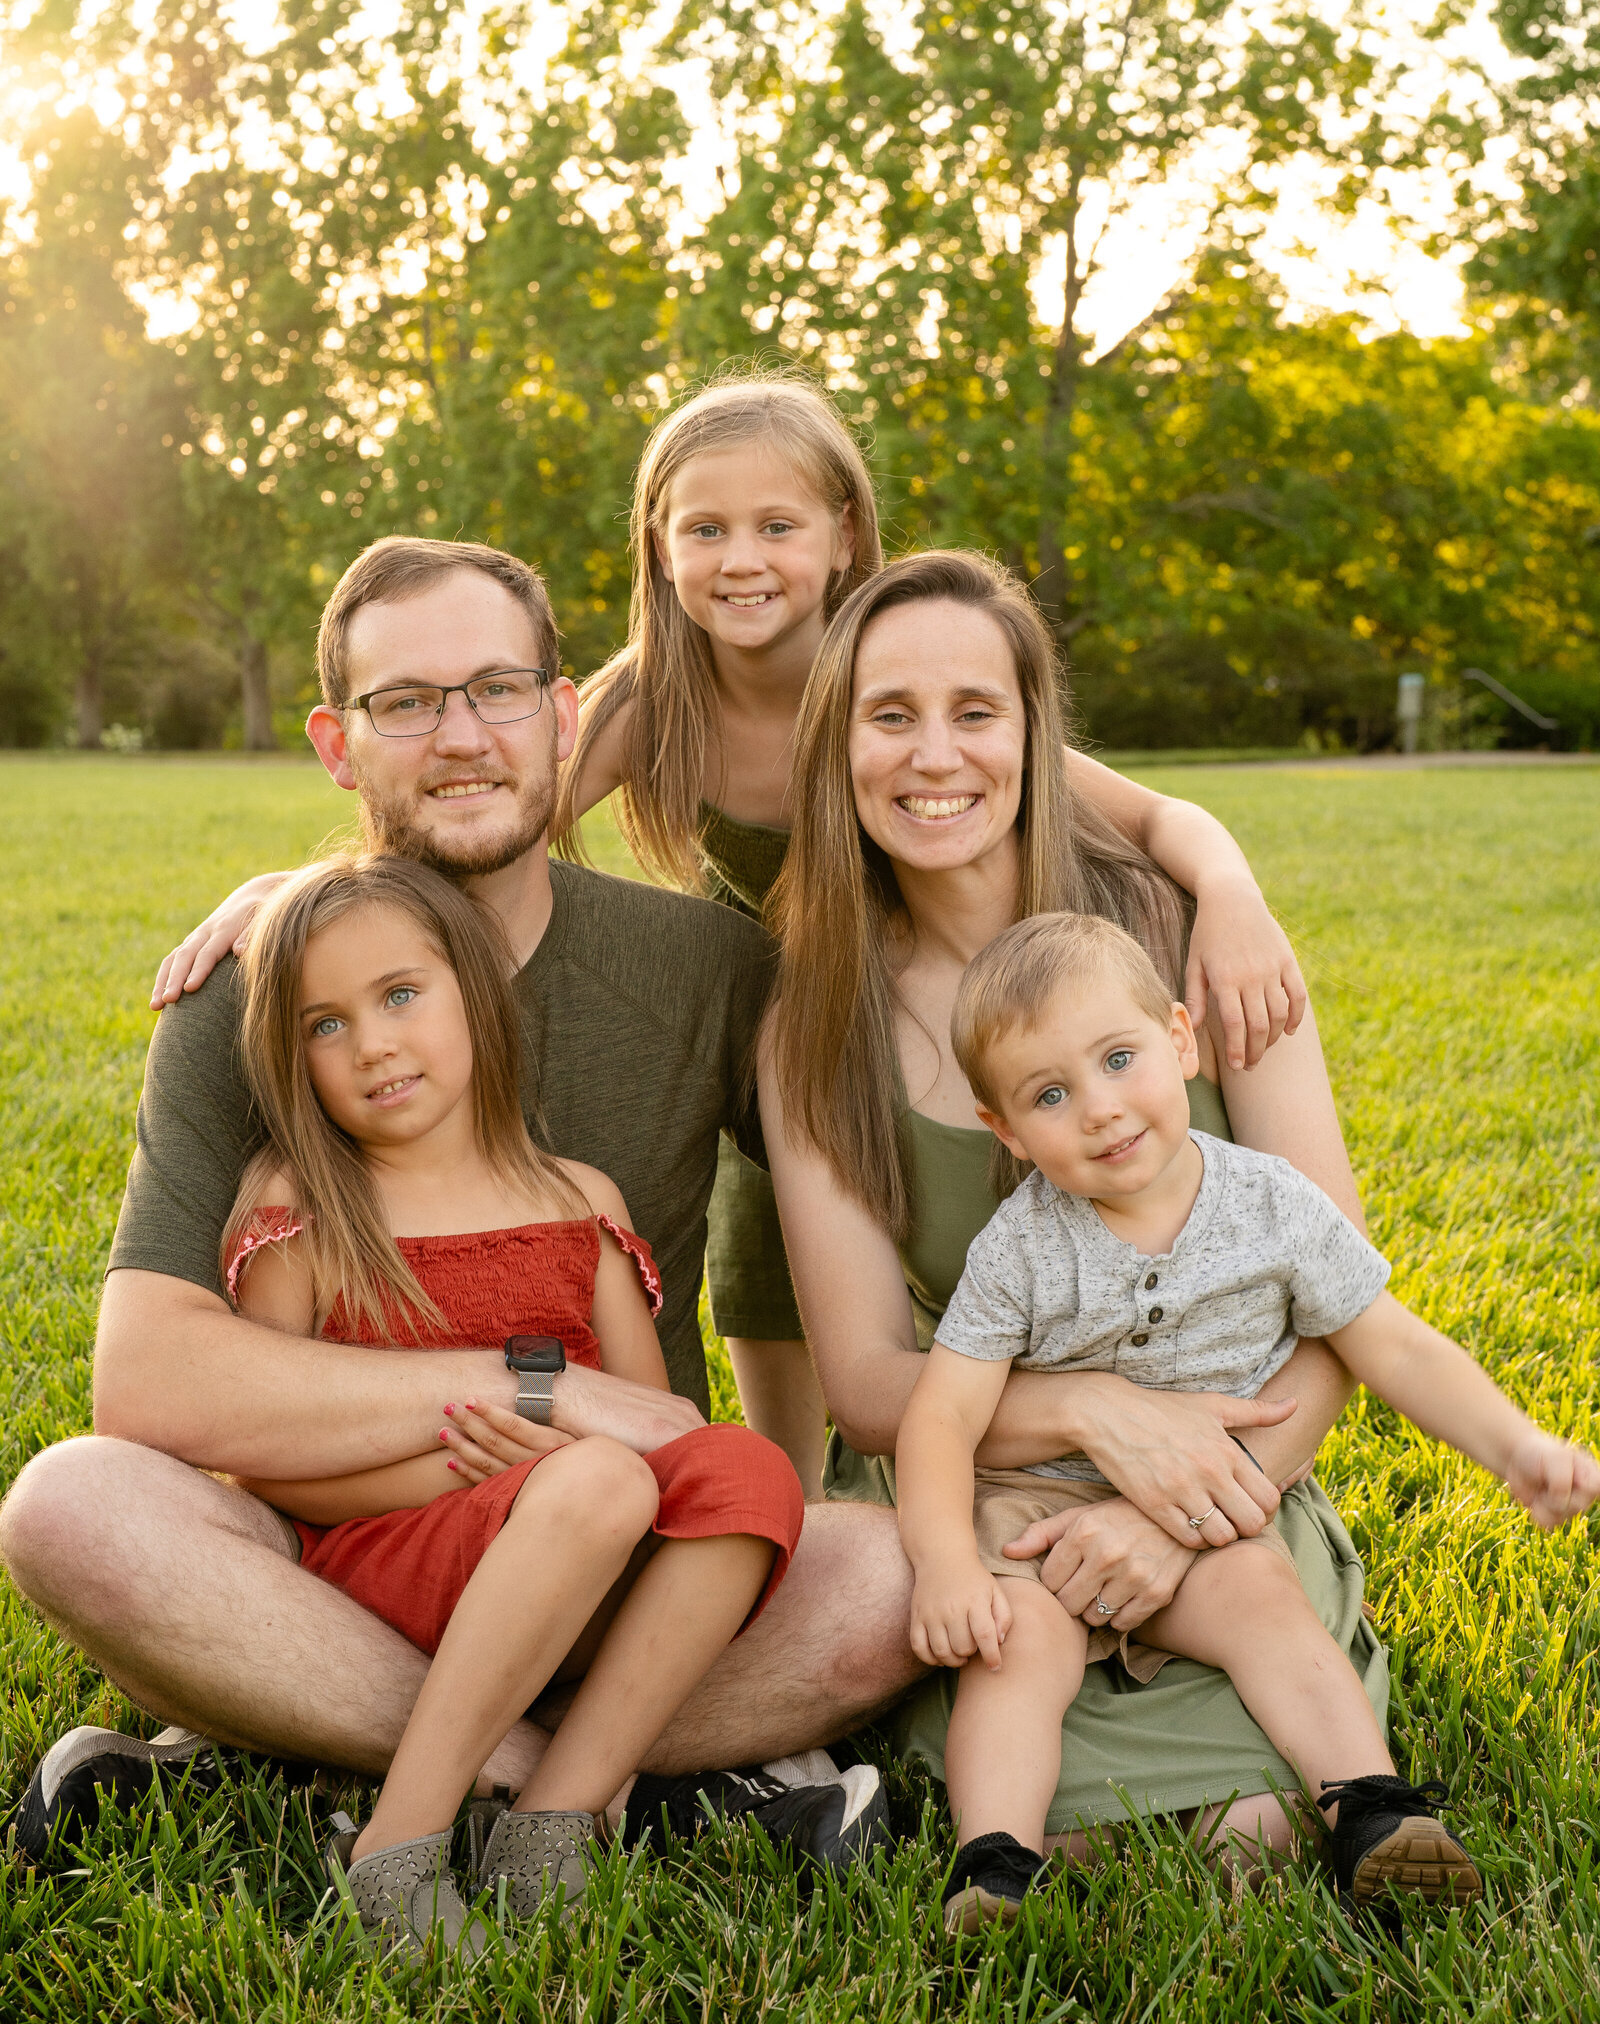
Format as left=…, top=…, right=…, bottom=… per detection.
left=760, top=1748, right=841, bottom=1789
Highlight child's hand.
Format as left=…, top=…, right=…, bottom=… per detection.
left=1504, top=1429, right=1600, bottom=1530
left=150, top=871, right=289, bottom=1007
left=1186, top=883, right=1306, bottom=1072
left=438, top=1397, right=573, bottom=1484
left=909, top=1558, right=1013, bottom=1671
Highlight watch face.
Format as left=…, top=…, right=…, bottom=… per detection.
left=505, top=1334, right=565, bottom=1373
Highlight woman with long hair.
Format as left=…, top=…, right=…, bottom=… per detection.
left=762, top=549, right=1384, bottom=1871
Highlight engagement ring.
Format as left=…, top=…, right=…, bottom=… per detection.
left=1186, top=1506, right=1219, bottom=1531
left=1095, top=1595, right=1114, bottom=1617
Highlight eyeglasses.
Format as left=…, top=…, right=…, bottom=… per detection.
left=346, top=668, right=550, bottom=737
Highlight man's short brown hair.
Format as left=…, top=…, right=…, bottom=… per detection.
left=315, top=537, right=560, bottom=707
left=952, top=912, right=1178, bottom=1114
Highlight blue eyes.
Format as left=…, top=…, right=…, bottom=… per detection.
left=308, top=985, right=417, bottom=1039
left=1034, top=1051, right=1132, bottom=1107
left=691, top=520, right=794, bottom=538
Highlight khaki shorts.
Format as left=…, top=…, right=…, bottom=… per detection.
left=973, top=1466, right=1300, bottom=1687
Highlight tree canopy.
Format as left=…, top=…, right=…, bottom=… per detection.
left=2, top=0, right=1595, bottom=752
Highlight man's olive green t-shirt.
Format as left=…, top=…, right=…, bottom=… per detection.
left=108, top=861, right=773, bottom=1415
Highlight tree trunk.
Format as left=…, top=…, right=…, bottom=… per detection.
left=240, top=631, right=275, bottom=749
left=1035, top=351, right=1081, bottom=639
left=75, top=647, right=103, bottom=749
left=1036, top=192, right=1087, bottom=644
left=1035, top=500, right=1071, bottom=634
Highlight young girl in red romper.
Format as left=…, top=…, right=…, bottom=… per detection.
left=220, top=851, right=803, bottom=1962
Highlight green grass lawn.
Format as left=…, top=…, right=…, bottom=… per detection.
left=2, top=753, right=1598, bottom=2020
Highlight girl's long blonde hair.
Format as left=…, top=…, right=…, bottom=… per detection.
left=769, top=550, right=1193, bottom=1241
left=221, top=853, right=583, bottom=1339
left=555, top=368, right=883, bottom=890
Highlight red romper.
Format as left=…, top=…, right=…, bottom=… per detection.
left=228, top=1211, right=804, bottom=1657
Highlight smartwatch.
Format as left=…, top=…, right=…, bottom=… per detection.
left=504, top=1335, right=566, bottom=1425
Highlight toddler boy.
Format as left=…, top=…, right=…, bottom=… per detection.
left=898, top=911, right=1599, bottom=1933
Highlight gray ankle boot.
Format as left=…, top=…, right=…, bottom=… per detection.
left=325, top=1815, right=490, bottom=1963
left=477, top=1808, right=595, bottom=1921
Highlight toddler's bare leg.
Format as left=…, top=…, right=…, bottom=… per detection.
left=944, top=1580, right=1089, bottom=1852
left=1139, top=1541, right=1392, bottom=1824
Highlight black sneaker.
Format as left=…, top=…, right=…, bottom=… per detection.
left=1319, top=1775, right=1483, bottom=1906
left=11, top=1725, right=218, bottom=1865
left=619, top=1759, right=890, bottom=1871
left=942, top=1830, right=1050, bottom=1935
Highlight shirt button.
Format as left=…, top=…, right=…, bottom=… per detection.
left=1149, top=1307, right=1164, bottom=1322
left=1131, top=1332, right=1149, bottom=1347
left=1144, top=1272, right=1158, bottom=1289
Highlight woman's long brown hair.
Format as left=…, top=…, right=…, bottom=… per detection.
left=554, top=367, right=883, bottom=891
left=221, top=854, right=583, bottom=1339
left=769, top=550, right=1193, bottom=1241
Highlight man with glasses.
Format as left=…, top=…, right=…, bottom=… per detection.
left=1, top=538, right=912, bottom=1872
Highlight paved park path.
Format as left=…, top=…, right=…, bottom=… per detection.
left=1171, top=750, right=1598, bottom=773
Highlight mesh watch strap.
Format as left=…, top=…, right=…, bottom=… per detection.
left=513, top=1370, right=558, bottom=1425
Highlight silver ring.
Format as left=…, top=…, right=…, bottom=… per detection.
left=1186, top=1506, right=1220, bottom=1531
left=1095, top=1595, right=1114, bottom=1618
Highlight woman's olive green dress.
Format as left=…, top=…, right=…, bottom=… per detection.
left=698, top=805, right=1388, bottom=1835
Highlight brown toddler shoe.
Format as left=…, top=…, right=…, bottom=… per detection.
left=942, top=1830, right=1050, bottom=1936
left=1318, top=1776, right=1483, bottom=1907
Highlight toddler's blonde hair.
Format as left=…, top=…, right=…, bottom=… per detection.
left=952, top=912, right=1177, bottom=1116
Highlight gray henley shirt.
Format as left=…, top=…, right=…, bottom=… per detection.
left=937, top=1131, right=1390, bottom=1483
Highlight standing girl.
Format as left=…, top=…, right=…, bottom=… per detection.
left=223, top=851, right=802, bottom=1960
left=155, top=371, right=1311, bottom=1497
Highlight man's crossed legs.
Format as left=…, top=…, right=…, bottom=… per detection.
left=0, top=1436, right=918, bottom=1864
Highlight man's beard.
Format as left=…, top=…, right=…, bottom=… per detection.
left=352, top=752, right=558, bottom=879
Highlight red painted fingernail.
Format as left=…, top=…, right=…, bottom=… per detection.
left=447, top=1460, right=458, bottom=1473
left=465, top=1397, right=478, bottom=1410
left=439, top=1430, right=449, bottom=1443
left=443, top=1403, right=455, bottom=1416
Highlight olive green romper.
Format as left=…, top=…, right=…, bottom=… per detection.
left=697, top=803, right=807, bottom=1342
left=823, top=1081, right=1390, bottom=1836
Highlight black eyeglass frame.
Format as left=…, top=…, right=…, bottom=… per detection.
left=344, top=667, right=551, bottom=736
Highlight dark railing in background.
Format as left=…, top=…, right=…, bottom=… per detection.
left=1397, top=670, right=1560, bottom=753
left=1461, top=669, right=1560, bottom=733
